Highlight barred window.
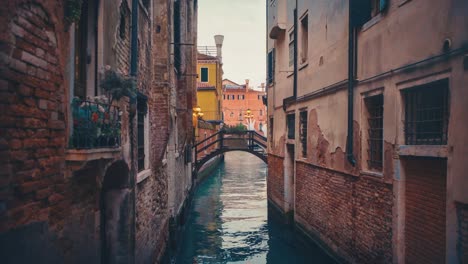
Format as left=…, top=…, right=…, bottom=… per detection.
left=300, top=111, right=308, bottom=157
left=269, top=117, right=274, bottom=140
left=365, top=94, right=383, bottom=170
left=137, top=93, right=148, bottom=172
left=404, top=79, right=449, bottom=145
left=287, top=113, right=295, bottom=139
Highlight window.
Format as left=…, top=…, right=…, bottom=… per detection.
left=370, top=0, right=387, bottom=17
left=231, top=95, right=235, bottom=100
left=137, top=93, right=148, bottom=172
left=223, top=94, right=225, bottom=100
left=119, top=4, right=127, bottom=39
left=300, top=15, right=308, bottom=64
left=200, top=67, right=208, bottom=82
left=258, top=95, right=261, bottom=100
left=404, top=79, right=449, bottom=145
left=267, top=49, right=275, bottom=84
left=260, top=110, right=263, bottom=116
left=352, top=0, right=388, bottom=27
left=142, top=0, right=151, bottom=10
left=287, top=113, right=295, bottom=139
left=365, top=95, right=383, bottom=170
left=269, top=117, right=274, bottom=139
left=174, top=0, right=181, bottom=75
left=259, top=123, right=263, bottom=131
left=289, top=30, right=295, bottom=67
left=239, top=110, right=243, bottom=121
left=230, top=112, right=234, bottom=118
left=74, top=0, right=89, bottom=98
left=300, top=110, right=308, bottom=157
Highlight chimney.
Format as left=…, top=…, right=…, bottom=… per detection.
left=245, top=79, right=250, bottom=92
left=214, top=35, right=224, bottom=63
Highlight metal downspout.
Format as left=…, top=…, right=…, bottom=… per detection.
left=347, top=0, right=356, bottom=166
left=130, top=0, right=139, bottom=263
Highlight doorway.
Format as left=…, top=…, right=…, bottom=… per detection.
left=100, top=161, right=132, bottom=264
left=404, top=157, right=447, bottom=264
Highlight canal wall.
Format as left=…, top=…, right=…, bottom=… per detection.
left=295, top=161, right=393, bottom=263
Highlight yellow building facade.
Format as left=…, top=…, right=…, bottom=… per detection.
left=196, top=53, right=223, bottom=121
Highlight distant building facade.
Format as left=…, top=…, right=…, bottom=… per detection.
left=0, top=0, right=198, bottom=263
left=196, top=36, right=224, bottom=122
left=267, top=0, right=468, bottom=263
left=222, top=79, right=267, bottom=135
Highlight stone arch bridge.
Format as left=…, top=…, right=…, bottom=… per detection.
left=194, top=130, right=267, bottom=172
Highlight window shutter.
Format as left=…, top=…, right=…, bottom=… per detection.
left=379, top=0, right=388, bottom=12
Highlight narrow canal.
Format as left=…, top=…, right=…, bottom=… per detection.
left=175, top=152, right=336, bottom=264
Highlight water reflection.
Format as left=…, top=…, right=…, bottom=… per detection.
left=176, top=152, right=335, bottom=264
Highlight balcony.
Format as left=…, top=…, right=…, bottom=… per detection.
left=69, top=98, right=121, bottom=149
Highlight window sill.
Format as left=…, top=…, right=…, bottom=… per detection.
left=361, top=13, right=383, bottom=32
left=65, top=148, right=121, bottom=162
left=398, top=0, right=412, bottom=7
left=299, top=62, right=308, bottom=71
left=397, top=145, right=448, bottom=158
left=137, top=169, right=152, bottom=184
left=361, top=170, right=383, bottom=178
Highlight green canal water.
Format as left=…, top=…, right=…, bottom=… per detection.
left=175, top=152, right=336, bottom=264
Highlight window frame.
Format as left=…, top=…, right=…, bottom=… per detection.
left=364, top=94, right=384, bottom=171
left=288, top=30, right=295, bottom=68
left=200, top=67, right=209, bottom=83
left=300, top=14, right=308, bottom=65
left=299, top=110, right=308, bottom=158
left=403, top=79, right=449, bottom=146
left=137, top=93, right=149, bottom=173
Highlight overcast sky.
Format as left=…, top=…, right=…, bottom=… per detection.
left=197, top=0, right=266, bottom=89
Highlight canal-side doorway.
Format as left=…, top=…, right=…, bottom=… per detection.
left=100, top=161, right=132, bottom=264
left=404, top=157, right=447, bottom=264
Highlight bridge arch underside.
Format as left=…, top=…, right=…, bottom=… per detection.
left=195, top=149, right=267, bottom=172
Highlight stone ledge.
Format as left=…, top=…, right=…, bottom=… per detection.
left=65, top=148, right=122, bottom=162
left=137, top=169, right=152, bottom=184
left=397, top=145, right=448, bottom=158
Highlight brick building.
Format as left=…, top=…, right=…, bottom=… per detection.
left=222, top=79, right=267, bottom=135
left=267, top=0, right=468, bottom=263
left=0, top=0, right=198, bottom=263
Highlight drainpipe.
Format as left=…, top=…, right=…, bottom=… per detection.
left=293, top=2, right=298, bottom=99
left=346, top=0, right=356, bottom=166
left=130, top=0, right=138, bottom=262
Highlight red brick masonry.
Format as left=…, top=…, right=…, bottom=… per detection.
left=294, top=161, right=393, bottom=263
left=267, top=154, right=285, bottom=212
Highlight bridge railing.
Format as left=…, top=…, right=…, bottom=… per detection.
left=194, top=130, right=267, bottom=161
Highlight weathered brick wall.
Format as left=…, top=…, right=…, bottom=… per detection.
left=196, top=122, right=217, bottom=160
left=136, top=168, right=169, bottom=264
left=0, top=1, right=86, bottom=262
left=458, top=203, right=468, bottom=263
left=267, top=154, right=285, bottom=211
left=0, top=0, right=67, bottom=234
left=404, top=158, right=446, bottom=264
left=295, top=161, right=393, bottom=263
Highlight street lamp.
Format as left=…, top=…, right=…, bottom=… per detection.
left=244, top=108, right=254, bottom=130
left=193, top=106, right=204, bottom=119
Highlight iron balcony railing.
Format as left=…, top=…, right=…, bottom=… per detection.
left=197, top=46, right=217, bottom=57
left=70, top=98, right=121, bottom=149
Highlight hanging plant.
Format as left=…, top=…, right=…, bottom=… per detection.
left=100, top=67, right=137, bottom=104
left=65, top=0, right=83, bottom=24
